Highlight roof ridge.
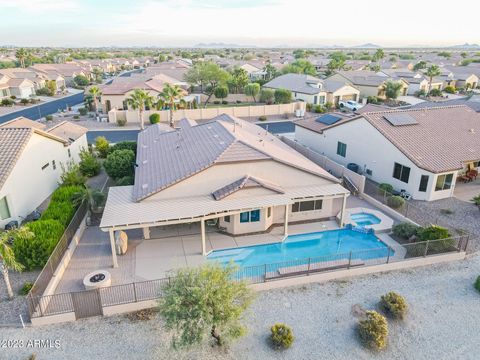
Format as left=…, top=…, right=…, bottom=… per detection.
left=361, top=104, right=471, bottom=116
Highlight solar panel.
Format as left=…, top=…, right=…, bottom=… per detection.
left=316, top=114, right=342, bottom=125
left=383, top=113, right=418, bottom=126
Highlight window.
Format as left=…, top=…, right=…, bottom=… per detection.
left=336, top=142, right=347, bottom=157
left=267, top=207, right=272, bottom=218
left=366, top=169, right=373, bottom=176
left=224, top=215, right=230, bottom=223
left=319, top=96, right=326, bottom=104
left=393, top=162, right=410, bottom=183
left=239, top=210, right=261, bottom=223
left=52, top=160, right=56, bottom=170
left=292, top=200, right=323, bottom=213
left=0, top=196, right=11, bottom=220
left=41, top=163, right=49, bottom=170
left=419, top=175, right=429, bottom=192
left=435, top=173, right=453, bottom=191
left=313, top=95, right=318, bottom=104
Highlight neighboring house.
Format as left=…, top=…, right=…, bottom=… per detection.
left=407, top=95, right=480, bottom=112
left=100, top=114, right=349, bottom=260
left=0, top=117, right=88, bottom=229
left=263, top=73, right=360, bottom=106
left=377, top=69, right=440, bottom=95
left=240, top=62, right=267, bottom=80
left=295, top=106, right=480, bottom=201
left=328, top=71, right=409, bottom=100
left=30, top=63, right=89, bottom=86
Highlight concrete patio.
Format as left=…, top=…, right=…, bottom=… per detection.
left=454, top=178, right=480, bottom=202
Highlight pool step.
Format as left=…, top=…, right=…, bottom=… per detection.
left=208, top=248, right=254, bottom=263
left=346, top=224, right=374, bottom=234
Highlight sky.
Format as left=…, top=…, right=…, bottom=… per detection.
left=1, top=0, right=479, bottom=48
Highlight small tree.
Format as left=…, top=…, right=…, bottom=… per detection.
left=103, top=149, right=135, bottom=180
left=274, top=88, right=292, bottom=104
left=158, top=83, right=185, bottom=127
left=79, top=148, right=101, bottom=177
left=244, top=83, right=260, bottom=102
left=425, top=65, right=441, bottom=95
left=73, top=74, right=89, bottom=87
left=159, top=263, right=254, bottom=348
left=384, top=81, right=403, bottom=100
left=126, top=89, right=154, bottom=130
left=88, top=86, right=102, bottom=116
left=1, top=228, right=30, bottom=299
left=259, top=88, right=275, bottom=104
left=95, top=136, right=110, bottom=158
left=214, top=85, right=229, bottom=101
left=59, top=161, right=86, bottom=187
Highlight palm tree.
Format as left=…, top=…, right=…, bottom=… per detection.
left=73, top=187, right=106, bottom=225
left=425, top=65, right=441, bottom=96
left=15, top=48, right=27, bottom=68
left=384, top=80, right=403, bottom=100
left=158, top=83, right=185, bottom=127
left=1, top=227, right=30, bottom=299
left=88, top=86, right=102, bottom=116
left=126, top=89, right=154, bottom=130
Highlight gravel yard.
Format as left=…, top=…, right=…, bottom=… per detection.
left=2, top=254, right=480, bottom=360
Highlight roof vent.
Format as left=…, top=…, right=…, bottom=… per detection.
left=142, top=160, right=148, bottom=164
left=469, top=128, right=475, bottom=134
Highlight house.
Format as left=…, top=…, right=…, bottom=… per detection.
left=443, top=68, right=479, bottom=89
left=377, top=69, right=438, bottom=95
left=295, top=106, right=480, bottom=201
left=408, top=95, right=480, bottom=112
left=100, top=114, right=350, bottom=264
left=0, top=118, right=88, bottom=229
left=30, top=63, right=89, bottom=86
left=327, top=71, right=409, bottom=100
left=240, top=62, right=267, bottom=80
left=263, top=73, right=360, bottom=106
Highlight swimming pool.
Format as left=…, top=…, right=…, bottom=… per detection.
left=350, top=212, right=381, bottom=227
left=207, top=229, right=393, bottom=270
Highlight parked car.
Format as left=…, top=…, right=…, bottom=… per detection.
left=339, top=100, right=363, bottom=111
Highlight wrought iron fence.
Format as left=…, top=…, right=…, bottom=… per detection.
left=27, top=235, right=469, bottom=319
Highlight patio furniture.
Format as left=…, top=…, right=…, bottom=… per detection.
left=467, top=170, right=478, bottom=181
left=457, top=175, right=471, bottom=183
left=399, top=189, right=411, bottom=200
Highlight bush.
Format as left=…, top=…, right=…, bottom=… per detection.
left=36, top=87, right=54, bottom=96
left=392, top=222, right=420, bottom=239
left=104, top=149, right=135, bottom=180
left=274, top=89, right=292, bottom=104
left=20, top=98, right=29, bottom=105
left=258, top=115, right=267, bottom=121
left=222, top=100, right=228, bottom=105
left=414, top=90, right=427, bottom=97
left=95, top=136, right=110, bottom=158
left=10, top=95, right=16, bottom=100
left=78, top=107, right=88, bottom=116
left=73, top=115, right=80, bottom=119
left=259, top=89, right=275, bottom=104
left=357, top=311, right=388, bottom=350
left=429, top=88, right=442, bottom=97
left=41, top=201, right=76, bottom=227
left=73, top=74, right=89, bottom=87
left=471, top=194, right=480, bottom=206
left=115, top=175, right=134, bottom=186
left=213, top=100, right=220, bottom=104
left=475, top=276, right=480, bottom=293
left=214, top=85, right=229, bottom=100
left=444, top=85, right=456, bottom=94
left=45, top=115, right=53, bottom=121
left=380, top=292, right=408, bottom=319
left=306, top=103, right=313, bottom=112
left=110, top=141, right=137, bottom=155
left=60, top=161, right=86, bottom=186
left=378, top=183, right=393, bottom=195
left=14, top=220, right=65, bottom=270
left=270, top=323, right=294, bottom=349
left=51, top=185, right=84, bottom=203
left=367, top=96, right=379, bottom=104
left=79, top=149, right=101, bottom=177
left=417, top=225, right=453, bottom=252
left=387, top=195, right=405, bottom=209
left=116, top=118, right=127, bottom=127
left=1, top=98, right=14, bottom=106
left=149, top=113, right=160, bottom=124
left=314, top=104, right=325, bottom=113
left=19, top=282, right=33, bottom=296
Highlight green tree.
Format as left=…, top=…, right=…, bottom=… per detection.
left=72, top=186, right=105, bottom=215
left=413, top=61, right=427, bottom=71
left=15, top=48, right=27, bottom=68
left=158, top=83, right=185, bottom=127
left=88, top=86, right=102, bottom=116
left=425, top=65, right=441, bottom=95
left=213, top=85, right=229, bottom=102
left=244, top=83, right=260, bottom=102
left=282, top=59, right=316, bottom=76
left=184, top=62, right=230, bottom=106
left=158, top=264, right=254, bottom=348
left=372, top=49, right=385, bottom=62
left=274, top=88, right=292, bottom=104
left=92, top=67, right=103, bottom=83
left=126, top=89, right=154, bottom=130
left=293, top=49, right=306, bottom=59
left=103, top=149, right=135, bottom=180
left=73, top=74, right=89, bottom=87
left=94, top=136, right=110, bottom=158
left=384, top=80, right=403, bottom=100
left=326, top=58, right=346, bottom=73
left=78, top=148, right=101, bottom=177
left=1, top=228, right=29, bottom=299
left=259, top=88, right=275, bottom=104
left=263, top=63, right=278, bottom=81
left=229, top=68, right=249, bottom=93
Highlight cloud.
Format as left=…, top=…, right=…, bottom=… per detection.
left=0, top=0, right=79, bottom=13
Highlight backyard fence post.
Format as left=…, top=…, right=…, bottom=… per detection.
left=405, top=203, right=409, bottom=218
left=464, top=235, right=470, bottom=252
left=133, top=283, right=137, bottom=302
left=347, top=251, right=352, bottom=269
left=386, top=247, right=391, bottom=264
left=307, top=258, right=311, bottom=275
left=424, top=240, right=430, bottom=257
left=264, top=264, right=267, bottom=283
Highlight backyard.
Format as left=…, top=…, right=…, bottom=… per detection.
left=2, top=253, right=479, bottom=360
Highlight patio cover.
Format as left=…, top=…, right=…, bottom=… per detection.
left=99, top=183, right=349, bottom=230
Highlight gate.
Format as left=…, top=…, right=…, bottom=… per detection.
left=71, top=289, right=103, bottom=319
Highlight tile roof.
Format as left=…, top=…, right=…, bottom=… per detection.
left=0, top=117, right=46, bottom=130
left=45, top=121, right=88, bottom=143
left=263, top=74, right=324, bottom=95
left=408, top=97, right=480, bottom=113
left=0, top=128, right=33, bottom=190
left=133, top=113, right=339, bottom=201
left=211, top=175, right=284, bottom=200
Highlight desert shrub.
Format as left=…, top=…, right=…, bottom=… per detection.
left=270, top=323, right=294, bottom=349
left=274, top=88, right=292, bottom=104
left=20, top=98, right=29, bottom=105
left=73, top=115, right=80, bottom=119
left=429, top=88, right=442, bottom=97
left=94, top=136, right=110, bottom=158
left=306, top=103, right=313, bottom=112
left=471, top=194, right=480, bottom=206
left=149, top=113, right=160, bottom=124
left=104, top=149, right=135, bottom=180
left=115, top=175, right=134, bottom=186
left=387, top=195, right=405, bottom=209
left=414, top=90, right=426, bottom=97
left=1, top=98, right=14, bottom=106
left=36, top=87, right=54, bottom=96
left=41, top=201, right=76, bottom=227
left=213, top=100, right=220, bottom=104
left=116, top=118, right=127, bottom=126
left=60, top=161, right=86, bottom=186
left=417, top=225, right=453, bottom=252
left=258, top=115, right=267, bottom=121
left=78, top=107, right=88, bottom=116
left=392, top=222, right=420, bottom=239
left=45, top=115, right=53, bottom=121
left=367, top=96, right=379, bottom=104
left=79, top=149, right=101, bottom=177
left=259, top=88, right=274, bottom=104
left=380, top=292, right=408, bottom=319
left=51, top=185, right=84, bottom=203
left=378, top=183, right=393, bottom=195
left=314, top=105, right=325, bottom=113
left=444, top=85, right=456, bottom=94
left=73, top=74, right=89, bottom=87
left=19, top=282, right=33, bottom=295
left=110, top=141, right=137, bottom=155
left=222, top=100, right=228, bottom=105
left=14, top=220, right=65, bottom=270
left=357, top=310, right=388, bottom=350
left=10, top=95, right=16, bottom=100
left=475, top=276, right=480, bottom=293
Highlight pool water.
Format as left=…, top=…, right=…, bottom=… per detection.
left=350, top=212, right=381, bottom=226
left=207, top=229, right=392, bottom=269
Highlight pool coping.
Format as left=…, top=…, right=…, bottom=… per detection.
left=338, top=207, right=394, bottom=233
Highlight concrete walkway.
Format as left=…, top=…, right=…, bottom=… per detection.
left=454, top=178, right=480, bottom=202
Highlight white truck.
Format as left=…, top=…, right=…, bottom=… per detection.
left=339, top=100, right=364, bottom=111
